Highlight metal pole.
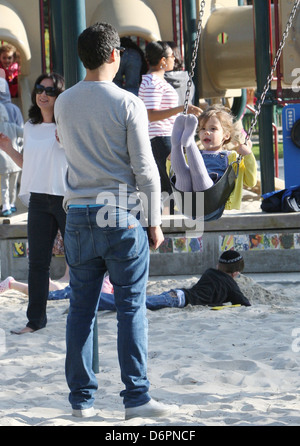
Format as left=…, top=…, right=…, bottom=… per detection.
left=92, top=311, right=99, bottom=374
left=60, top=0, right=86, bottom=88
left=182, top=0, right=199, bottom=104
left=231, top=0, right=247, bottom=121
left=253, top=0, right=275, bottom=194
left=49, top=0, right=64, bottom=76
left=60, top=0, right=99, bottom=374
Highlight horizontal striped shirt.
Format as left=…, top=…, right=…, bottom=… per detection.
left=139, top=73, right=179, bottom=139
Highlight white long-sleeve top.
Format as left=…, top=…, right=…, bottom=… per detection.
left=19, top=121, right=68, bottom=205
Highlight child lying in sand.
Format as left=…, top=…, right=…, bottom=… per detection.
left=0, top=250, right=251, bottom=309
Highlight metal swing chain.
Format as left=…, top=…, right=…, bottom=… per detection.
left=183, top=0, right=206, bottom=115
left=246, top=0, right=300, bottom=142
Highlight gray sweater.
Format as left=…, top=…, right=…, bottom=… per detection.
left=55, top=80, right=161, bottom=226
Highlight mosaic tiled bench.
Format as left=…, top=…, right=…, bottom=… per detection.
left=0, top=212, right=299, bottom=278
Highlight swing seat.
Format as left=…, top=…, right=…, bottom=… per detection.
left=170, top=161, right=238, bottom=221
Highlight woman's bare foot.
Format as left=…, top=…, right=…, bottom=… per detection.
left=10, top=326, right=35, bottom=335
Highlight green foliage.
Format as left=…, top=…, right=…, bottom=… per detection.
left=252, top=142, right=283, bottom=160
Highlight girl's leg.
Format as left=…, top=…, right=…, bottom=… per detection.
left=0, top=276, right=16, bottom=293
left=1, top=173, right=10, bottom=213
left=10, top=279, right=29, bottom=295
left=8, top=171, right=19, bottom=210
left=183, top=115, right=214, bottom=192
left=170, top=115, right=193, bottom=192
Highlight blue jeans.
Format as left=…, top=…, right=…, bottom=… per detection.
left=114, top=48, right=142, bottom=95
left=64, top=206, right=150, bottom=410
left=48, top=286, right=71, bottom=300
left=145, top=290, right=185, bottom=310
left=49, top=288, right=186, bottom=311
left=98, top=290, right=185, bottom=311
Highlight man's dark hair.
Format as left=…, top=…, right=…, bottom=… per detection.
left=78, top=22, right=120, bottom=70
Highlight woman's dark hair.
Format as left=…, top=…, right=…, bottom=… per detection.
left=167, top=41, right=183, bottom=70
left=145, top=41, right=171, bottom=67
left=28, top=72, right=65, bottom=124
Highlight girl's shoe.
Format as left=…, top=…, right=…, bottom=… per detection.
left=0, top=276, right=14, bottom=293
left=10, top=206, right=17, bottom=213
left=2, top=209, right=12, bottom=217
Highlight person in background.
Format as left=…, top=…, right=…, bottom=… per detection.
left=0, top=72, right=67, bottom=334
left=0, top=43, right=19, bottom=98
left=0, top=103, right=23, bottom=216
left=114, top=36, right=147, bottom=96
left=0, top=69, right=24, bottom=128
left=139, top=40, right=201, bottom=214
left=98, top=250, right=251, bottom=310
left=164, top=41, right=195, bottom=106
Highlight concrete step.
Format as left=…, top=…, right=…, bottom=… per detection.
left=1, top=195, right=299, bottom=279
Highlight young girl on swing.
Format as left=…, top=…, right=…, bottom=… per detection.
left=170, top=104, right=257, bottom=216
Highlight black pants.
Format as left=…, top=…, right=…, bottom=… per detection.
left=150, top=136, right=173, bottom=194
left=151, top=136, right=174, bottom=213
left=27, top=193, right=66, bottom=330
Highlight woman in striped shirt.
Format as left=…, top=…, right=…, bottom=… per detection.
left=139, top=41, right=201, bottom=214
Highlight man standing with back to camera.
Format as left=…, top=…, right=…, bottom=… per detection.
left=55, top=22, right=178, bottom=420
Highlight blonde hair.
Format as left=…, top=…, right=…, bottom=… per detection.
left=0, top=43, right=16, bottom=57
left=199, top=104, right=234, bottom=145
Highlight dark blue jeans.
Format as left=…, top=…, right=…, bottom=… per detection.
left=64, top=206, right=151, bottom=410
left=97, top=290, right=186, bottom=311
left=27, top=193, right=66, bottom=330
left=114, top=48, right=142, bottom=95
